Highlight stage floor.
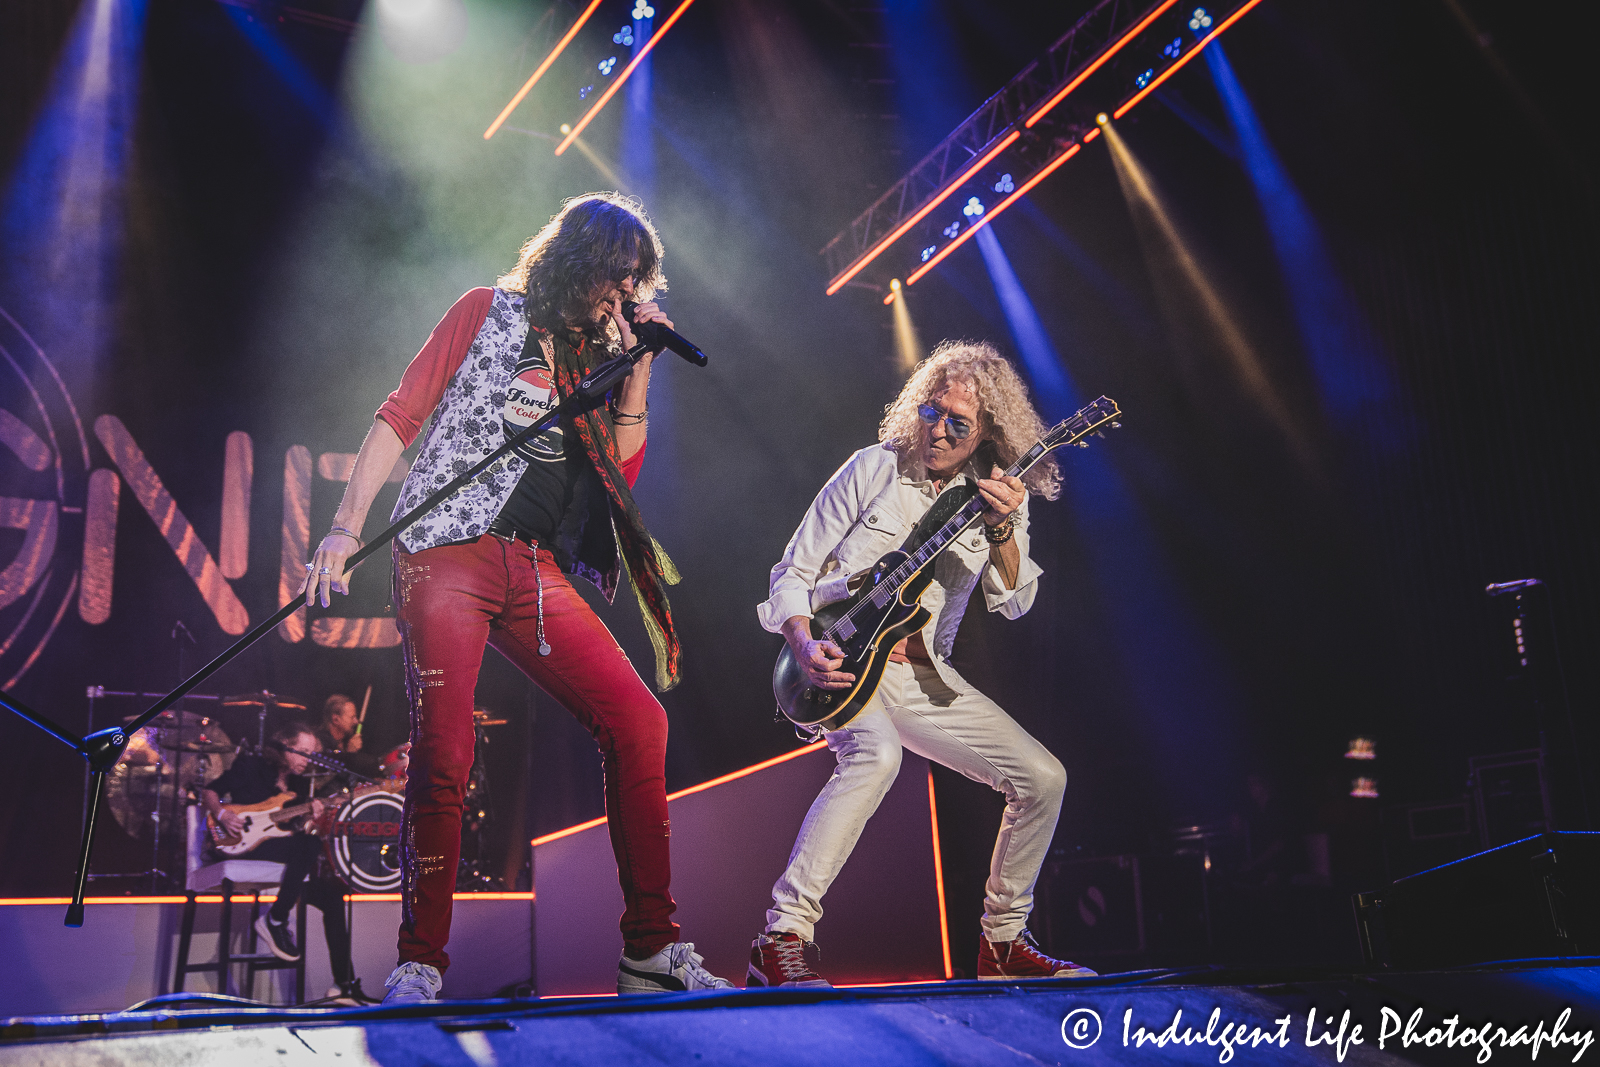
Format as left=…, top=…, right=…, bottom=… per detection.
left=3, top=961, right=1598, bottom=1066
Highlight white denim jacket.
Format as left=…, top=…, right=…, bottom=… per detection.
left=758, top=443, right=1042, bottom=687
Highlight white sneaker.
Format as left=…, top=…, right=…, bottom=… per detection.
left=617, top=941, right=735, bottom=994
left=382, top=962, right=443, bottom=1004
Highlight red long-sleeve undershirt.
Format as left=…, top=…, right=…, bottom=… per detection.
left=374, top=287, right=645, bottom=487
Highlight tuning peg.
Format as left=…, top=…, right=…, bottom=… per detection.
left=1076, top=440, right=1089, bottom=448
left=1094, top=431, right=1105, bottom=439
left=1111, top=421, right=1121, bottom=429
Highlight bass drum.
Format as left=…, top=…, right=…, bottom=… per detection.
left=324, top=790, right=404, bottom=892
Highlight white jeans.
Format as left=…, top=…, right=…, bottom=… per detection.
left=767, top=660, right=1066, bottom=944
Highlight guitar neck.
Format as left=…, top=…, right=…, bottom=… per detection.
left=826, top=396, right=1119, bottom=642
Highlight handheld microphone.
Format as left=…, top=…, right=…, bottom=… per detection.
left=1486, top=579, right=1542, bottom=597
left=622, top=301, right=709, bottom=366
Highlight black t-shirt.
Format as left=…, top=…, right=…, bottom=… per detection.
left=314, top=727, right=384, bottom=780
left=497, top=342, right=586, bottom=541
left=206, top=753, right=308, bottom=807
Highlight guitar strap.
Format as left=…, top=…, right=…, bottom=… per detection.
left=899, top=481, right=979, bottom=555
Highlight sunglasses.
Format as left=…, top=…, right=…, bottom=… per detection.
left=917, top=403, right=974, bottom=440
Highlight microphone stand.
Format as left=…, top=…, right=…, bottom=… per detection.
left=0, top=336, right=677, bottom=927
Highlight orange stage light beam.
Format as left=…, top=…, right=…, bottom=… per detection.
left=555, top=0, right=699, bottom=157
left=1114, top=0, right=1267, bottom=119
left=905, top=143, right=1082, bottom=287
left=1026, top=0, right=1181, bottom=129
left=483, top=0, right=605, bottom=141
left=825, top=131, right=1021, bottom=296
left=530, top=743, right=826, bottom=847
left=927, top=767, right=952, bottom=979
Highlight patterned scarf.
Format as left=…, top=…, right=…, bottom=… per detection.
left=547, top=328, right=682, bottom=692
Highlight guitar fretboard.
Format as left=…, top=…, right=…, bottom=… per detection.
left=825, top=397, right=1117, bottom=644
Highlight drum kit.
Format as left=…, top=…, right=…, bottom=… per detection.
left=90, top=687, right=511, bottom=894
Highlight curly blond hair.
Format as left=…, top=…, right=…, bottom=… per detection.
left=497, top=192, right=665, bottom=337
left=879, top=340, right=1061, bottom=500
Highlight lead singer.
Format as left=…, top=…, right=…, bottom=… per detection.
left=304, top=193, right=732, bottom=1003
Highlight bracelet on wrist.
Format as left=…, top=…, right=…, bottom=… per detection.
left=983, top=516, right=1016, bottom=545
left=610, top=402, right=648, bottom=425
left=328, top=525, right=363, bottom=546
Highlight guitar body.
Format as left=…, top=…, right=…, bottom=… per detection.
left=769, top=395, right=1124, bottom=735
left=206, top=792, right=301, bottom=856
left=774, top=550, right=937, bottom=731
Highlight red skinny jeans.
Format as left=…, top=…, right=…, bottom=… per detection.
left=393, top=534, right=678, bottom=972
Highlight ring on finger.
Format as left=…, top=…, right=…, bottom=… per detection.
left=305, top=563, right=315, bottom=572
left=319, top=566, right=331, bottom=574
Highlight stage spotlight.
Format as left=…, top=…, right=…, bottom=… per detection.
left=1162, top=38, right=1182, bottom=58
left=579, top=84, right=594, bottom=99
left=600, top=56, right=617, bottom=75
left=890, top=279, right=924, bottom=372
left=632, top=0, right=655, bottom=17
left=1189, top=7, right=1213, bottom=31
left=1345, top=737, right=1377, bottom=760
left=560, top=123, right=572, bottom=134
left=1350, top=777, right=1379, bottom=799
left=1096, top=112, right=1109, bottom=125
left=921, top=246, right=936, bottom=262
left=376, top=0, right=468, bottom=64
left=1135, top=69, right=1155, bottom=88
left=943, top=221, right=960, bottom=238
left=962, top=196, right=984, bottom=218
left=614, top=25, right=634, bottom=46
left=994, top=173, right=1015, bottom=193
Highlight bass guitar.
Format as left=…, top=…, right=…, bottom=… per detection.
left=206, top=779, right=404, bottom=857
left=773, top=395, right=1121, bottom=731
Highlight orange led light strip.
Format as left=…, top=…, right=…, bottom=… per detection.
left=927, top=767, right=952, bottom=979
left=0, top=893, right=531, bottom=905
left=1025, top=0, right=1181, bottom=128
left=905, top=143, right=1082, bottom=287
left=530, top=743, right=826, bottom=847
left=825, top=130, right=1021, bottom=296
left=1115, top=0, right=1266, bottom=118
left=555, top=0, right=699, bottom=157
left=483, top=0, right=605, bottom=141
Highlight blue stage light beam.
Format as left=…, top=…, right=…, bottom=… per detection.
left=974, top=227, right=1074, bottom=417
left=972, top=223, right=1245, bottom=799
left=620, top=8, right=655, bottom=202
left=219, top=3, right=338, bottom=126
left=1, top=0, right=149, bottom=372
left=1205, top=43, right=1407, bottom=452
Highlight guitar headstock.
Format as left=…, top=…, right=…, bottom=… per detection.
left=1040, top=396, right=1122, bottom=454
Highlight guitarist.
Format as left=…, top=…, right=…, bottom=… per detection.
left=199, top=724, right=373, bottom=1004
left=748, top=341, right=1095, bottom=987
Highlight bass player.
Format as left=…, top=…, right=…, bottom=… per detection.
left=748, top=341, right=1095, bottom=987
left=200, top=724, right=375, bottom=1004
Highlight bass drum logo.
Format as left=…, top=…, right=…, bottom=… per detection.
left=0, top=307, right=90, bottom=690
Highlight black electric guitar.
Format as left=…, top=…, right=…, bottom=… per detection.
left=773, top=395, right=1122, bottom=731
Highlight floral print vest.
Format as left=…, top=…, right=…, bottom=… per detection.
left=392, top=288, right=542, bottom=553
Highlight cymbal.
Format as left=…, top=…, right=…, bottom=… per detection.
left=119, top=710, right=234, bottom=753
left=107, top=751, right=223, bottom=840
left=222, top=690, right=306, bottom=710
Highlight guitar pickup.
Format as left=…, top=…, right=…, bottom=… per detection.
left=834, top=618, right=857, bottom=640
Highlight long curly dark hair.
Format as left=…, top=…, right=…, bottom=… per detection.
left=497, top=193, right=665, bottom=339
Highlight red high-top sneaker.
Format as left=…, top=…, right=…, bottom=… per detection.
left=978, top=928, right=1097, bottom=979
left=748, top=932, right=831, bottom=988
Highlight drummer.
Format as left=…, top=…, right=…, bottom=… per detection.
left=200, top=724, right=375, bottom=1005
left=317, top=694, right=383, bottom=779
